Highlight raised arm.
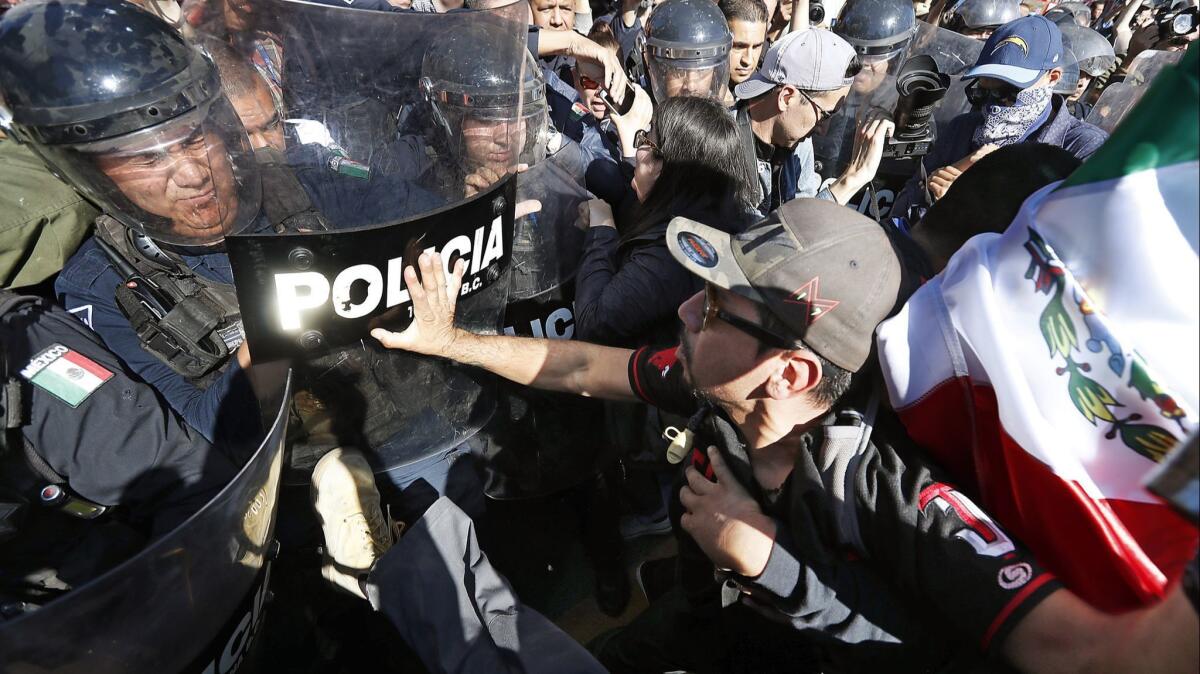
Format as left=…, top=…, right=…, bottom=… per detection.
left=371, top=251, right=637, bottom=402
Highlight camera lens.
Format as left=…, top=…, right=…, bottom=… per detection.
left=892, top=55, right=950, bottom=141
left=809, top=0, right=826, bottom=23
left=1171, top=11, right=1195, bottom=36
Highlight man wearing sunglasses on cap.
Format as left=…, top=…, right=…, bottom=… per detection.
left=891, top=15, right=1108, bottom=225
left=369, top=197, right=1198, bottom=672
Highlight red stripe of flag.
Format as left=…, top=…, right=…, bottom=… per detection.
left=61, top=350, right=114, bottom=381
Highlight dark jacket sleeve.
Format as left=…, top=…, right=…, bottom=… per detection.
left=734, top=523, right=921, bottom=648
left=54, top=240, right=260, bottom=446
left=848, top=427, right=1062, bottom=655
left=573, top=227, right=694, bottom=346
left=1061, top=117, right=1109, bottom=161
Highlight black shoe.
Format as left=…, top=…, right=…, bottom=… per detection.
left=635, top=556, right=677, bottom=604
left=594, top=560, right=631, bottom=617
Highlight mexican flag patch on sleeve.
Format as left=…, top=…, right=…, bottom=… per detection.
left=20, top=344, right=113, bottom=407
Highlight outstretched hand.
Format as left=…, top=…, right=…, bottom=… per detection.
left=371, top=251, right=466, bottom=357
left=829, top=107, right=896, bottom=205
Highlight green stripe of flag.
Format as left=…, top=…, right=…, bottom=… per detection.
left=1063, top=44, right=1199, bottom=188
left=31, top=369, right=90, bottom=406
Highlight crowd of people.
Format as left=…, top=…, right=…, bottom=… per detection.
left=0, top=0, right=1197, bottom=672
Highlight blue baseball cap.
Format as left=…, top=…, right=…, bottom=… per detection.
left=964, top=15, right=1064, bottom=89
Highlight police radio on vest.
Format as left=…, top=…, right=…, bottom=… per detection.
left=272, top=215, right=505, bottom=331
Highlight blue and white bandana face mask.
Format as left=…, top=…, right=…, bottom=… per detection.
left=972, top=85, right=1054, bottom=148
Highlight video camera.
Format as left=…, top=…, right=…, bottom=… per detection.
left=809, top=0, right=826, bottom=24
left=881, top=55, right=950, bottom=160
left=1158, top=6, right=1199, bottom=42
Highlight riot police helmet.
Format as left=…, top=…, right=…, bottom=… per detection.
left=1057, top=22, right=1117, bottom=76
left=0, top=0, right=261, bottom=247
left=1044, top=2, right=1091, bottom=26
left=642, top=0, right=732, bottom=101
left=832, top=0, right=918, bottom=59
left=421, top=22, right=548, bottom=175
left=940, top=0, right=1022, bottom=38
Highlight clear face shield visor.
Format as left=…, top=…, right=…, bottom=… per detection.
left=426, top=78, right=549, bottom=175
left=33, top=96, right=261, bottom=246
left=457, top=101, right=549, bottom=172
left=645, top=39, right=731, bottom=102
left=647, top=60, right=731, bottom=101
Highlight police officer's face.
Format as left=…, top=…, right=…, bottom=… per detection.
left=529, top=0, right=574, bottom=31
left=1071, top=74, right=1092, bottom=101
left=462, top=115, right=526, bottom=171
left=728, top=20, right=767, bottom=85
left=960, top=26, right=996, bottom=40
left=852, top=55, right=893, bottom=95
left=230, top=81, right=285, bottom=152
left=663, top=67, right=718, bottom=99
left=96, top=128, right=240, bottom=241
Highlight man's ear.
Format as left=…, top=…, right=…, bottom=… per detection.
left=776, top=84, right=795, bottom=114
left=766, top=349, right=822, bottom=400
left=1046, top=67, right=1064, bottom=85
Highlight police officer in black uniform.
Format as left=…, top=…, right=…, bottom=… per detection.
left=0, top=290, right=238, bottom=618
left=0, top=0, right=481, bottom=499
left=642, top=0, right=733, bottom=102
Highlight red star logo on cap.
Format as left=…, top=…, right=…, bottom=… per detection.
left=784, top=277, right=839, bottom=327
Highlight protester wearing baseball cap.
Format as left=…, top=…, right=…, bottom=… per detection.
left=731, top=28, right=900, bottom=213
left=367, top=196, right=1121, bottom=671
left=891, top=14, right=1107, bottom=224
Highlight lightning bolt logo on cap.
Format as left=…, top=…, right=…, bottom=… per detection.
left=992, top=35, right=1030, bottom=58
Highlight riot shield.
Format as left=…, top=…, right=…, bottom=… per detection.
left=1057, top=22, right=1117, bottom=77
left=484, top=156, right=608, bottom=500
left=214, top=0, right=533, bottom=472
left=1087, top=50, right=1184, bottom=133
left=0, top=363, right=291, bottom=674
left=814, top=21, right=982, bottom=217
left=509, top=157, right=590, bottom=302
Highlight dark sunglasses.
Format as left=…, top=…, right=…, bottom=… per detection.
left=966, top=80, right=1022, bottom=107
left=634, top=128, right=661, bottom=156
left=796, top=88, right=836, bottom=124
left=702, top=284, right=797, bottom=350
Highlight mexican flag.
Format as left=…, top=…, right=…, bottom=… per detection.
left=875, top=46, right=1199, bottom=612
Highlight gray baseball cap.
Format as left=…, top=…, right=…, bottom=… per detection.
left=734, top=28, right=858, bottom=100
left=667, top=199, right=902, bottom=372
